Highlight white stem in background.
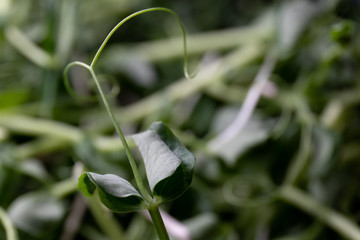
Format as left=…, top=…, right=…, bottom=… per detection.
left=208, top=52, right=277, bottom=152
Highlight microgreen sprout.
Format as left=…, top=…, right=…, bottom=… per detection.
left=63, top=8, right=196, bottom=240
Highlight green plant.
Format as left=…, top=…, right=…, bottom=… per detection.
left=64, top=8, right=196, bottom=240
left=3, top=1, right=360, bottom=239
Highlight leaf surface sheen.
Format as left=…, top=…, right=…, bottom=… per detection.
left=132, top=121, right=195, bottom=200
left=78, top=172, right=144, bottom=213
left=90, top=173, right=141, bottom=198
left=133, top=130, right=181, bottom=190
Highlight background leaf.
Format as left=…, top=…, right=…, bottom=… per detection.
left=209, top=107, right=272, bottom=165
left=132, top=121, right=195, bottom=201
left=8, top=193, right=65, bottom=237
left=78, top=172, right=144, bottom=213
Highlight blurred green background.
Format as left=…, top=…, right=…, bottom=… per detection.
left=1, top=0, right=360, bottom=239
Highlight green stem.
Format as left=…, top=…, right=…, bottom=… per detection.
left=0, top=206, right=18, bottom=240
left=278, top=185, right=360, bottom=240
left=148, top=206, right=170, bottom=240
left=88, top=68, right=153, bottom=203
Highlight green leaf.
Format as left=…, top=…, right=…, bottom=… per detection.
left=132, top=121, right=195, bottom=201
left=78, top=172, right=144, bottom=213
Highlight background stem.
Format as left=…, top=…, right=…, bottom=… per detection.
left=278, top=185, right=360, bottom=240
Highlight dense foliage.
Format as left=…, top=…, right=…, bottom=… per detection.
left=1, top=0, right=360, bottom=239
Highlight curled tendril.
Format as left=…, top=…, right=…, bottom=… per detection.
left=63, top=61, right=92, bottom=101
left=89, top=7, right=197, bottom=79
left=63, top=61, right=120, bottom=102
left=64, top=7, right=197, bottom=101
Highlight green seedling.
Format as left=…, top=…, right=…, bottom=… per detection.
left=64, top=8, right=196, bottom=240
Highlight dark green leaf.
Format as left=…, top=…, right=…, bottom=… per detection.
left=78, top=172, right=144, bottom=213
left=132, top=121, right=195, bottom=201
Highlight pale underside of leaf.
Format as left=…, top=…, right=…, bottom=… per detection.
left=79, top=172, right=144, bottom=213
left=132, top=130, right=181, bottom=191
left=88, top=172, right=141, bottom=198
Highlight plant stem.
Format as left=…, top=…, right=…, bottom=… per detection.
left=0, top=206, right=18, bottom=240
left=278, top=185, right=360, bottom=240
left=88, top=68, right=153, bottom=203
left=148, top=206, right=170, bottom=240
